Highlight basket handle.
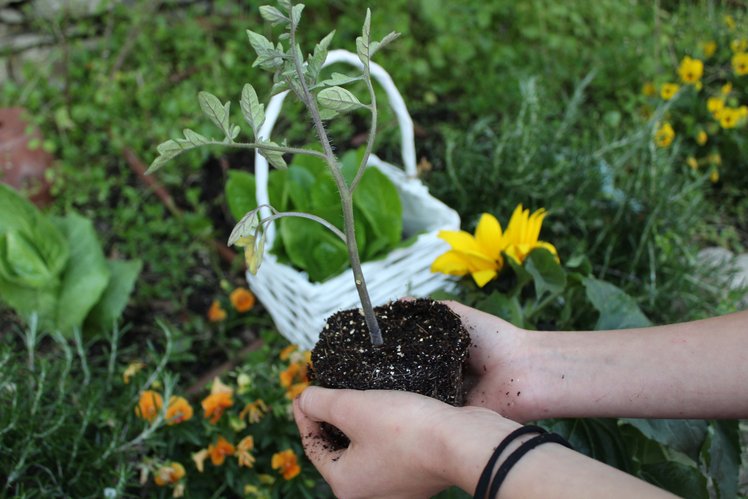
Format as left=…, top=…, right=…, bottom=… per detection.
left=255, top=49, right=416, bottom=243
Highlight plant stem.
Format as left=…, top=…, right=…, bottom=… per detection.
left=290, top=21, right=383, bottom=346
left=351, top=63, right=377, bottom=192
left=261, top=211, right=347, bottom=242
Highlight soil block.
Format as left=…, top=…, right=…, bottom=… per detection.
left=310, top=298, right=471, bottom=448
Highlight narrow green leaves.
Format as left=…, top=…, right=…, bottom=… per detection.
left=307, top=30, right=335, bottom=82
left=240, top=84, right=265, bottom=136
left=148, top=129, right=212, bottom=173
left=290, top=4, right=304, bottom=26
left=355, top=8, right=372, bottom=66
left=198, top=91, right=232, bottom=139
left=259, top=5, right=288, bottom=26
left=318, top=72, right=362, bottom=88
left=317, top=86, right=366, bottom=112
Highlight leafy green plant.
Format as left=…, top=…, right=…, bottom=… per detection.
left=149, top=2, right=402, bottom=345
left=0, top=185, right=141, bottom=336
left=225, top=147, right=402, bottom=282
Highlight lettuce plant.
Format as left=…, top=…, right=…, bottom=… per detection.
left=0, top=184, right=141, bottom=335
left=149, top=1, right=400, bottom=345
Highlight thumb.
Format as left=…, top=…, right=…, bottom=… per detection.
left=298, top=386, right=359, bottom=429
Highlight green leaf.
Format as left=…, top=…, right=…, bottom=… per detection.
left=258, top=140, right=288, bottom=169
left=317, top=86, right=366, bottom=112
left=701, top=421, right=741, bottom=499
left=308, top=30, right=335, bottom=81
left=198, top=91, right=232, bottom=140
left=318, top=72, right=362, bottom=88
left=225, top=170, right=258, bottom=221
left=544, top=418, right=633, bottom=470
left=524, top=249, right=566, bottom=298
left=55, top=213, right=111, bottom=335
left=290, top=3, right=304, bottom=26
left=240, top=83, right=265, bottom=135
left=475, top=291, right=524, bottom=327
left=620, top=419, right=707, bottom=461
left=277, top=0, right=292, bottom=11
left=147, top=128, right=213, bottom=173
left=505, top=256, right=533, bottom=293
left=352, top=168, right=402, bottom=259
left=582, top=277, right=652, bottom=330
left=356, top=8, right=372, bottom=65
left=259, top=5, right=288, bottom=26
left=0, top=231, right=57, bottom=287
left=280, top=218, right=348, bottom=282
left=373, top=31, right=401, bottom=55
left=318, top=108, right=339, bottom=120
left=639, top=461, right=708, bottom=499
left=246, top=30, right=284, bottom=70
left=84, top=259, right=142, bottom=335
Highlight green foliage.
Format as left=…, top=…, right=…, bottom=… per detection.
left=0, top=186, right=140, bottom=336
left=225, top=147, right=403, bottom=282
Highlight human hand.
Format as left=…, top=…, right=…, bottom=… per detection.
left=293, top=386, right=519, bottom=499
left=443, top=301, right=538, bottom=422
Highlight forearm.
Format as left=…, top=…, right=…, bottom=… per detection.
left=439, top=408, right=675, bottom=498
left=521, top=310, right=748, bottom=419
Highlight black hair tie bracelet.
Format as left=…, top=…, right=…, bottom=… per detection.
left=473, top=425, right=547, bottom=499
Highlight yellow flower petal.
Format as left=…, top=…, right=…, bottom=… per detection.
left=474, top=213, right=504, bottom=260
left=472, top=269, right=498, bottom=288
left=430, top=251, right=469, bottom=276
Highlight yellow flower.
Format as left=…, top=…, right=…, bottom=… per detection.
left=696, top=130, right=708, bottom=146
left=702, top=40, right=717, bottom=58
left=501, top=205, right=558, bottom=265
left=678, top=56, right=704, bottom=85
left=135, top=390, right=163, bottom=423
left=654, top=122, right=675, bottom=148
left=208, top=436, right=236, bottom=466
left=207, top=300, right=227, bottom=322
left=240, top=399, right=269, bottom=424
left=707, top=96, right=725, bottom=120
left=230, top=287, right=256, bottom=313
left=271, top=449, right=301, bottom=480
left=710, top=168, right=720, bottom=183
left=708, top=153, right=722, bottom=166
left=660, top=83, right=680, bottom=100
left=733, top=52, right=748, bottom=76
left=165, top=396, right=193, bottom=425
left=235, top=436, right=256, bottom=468
left=719, top=107, right=741, bottom=129
left=724, top=15, right=735, bottom=30
left=279, top=344, right=297, bottom=361
left=641, top=82, right=656, bottom=97
left=192, top=449, right=209, bottom=473
left=687, top=156, right=699, bottom=170
left=431, top=213, right=506, bottom=287
left=721, top=82, right=733, bottom=96
left=123, top=361, right=145, bottom=384
left=731, top=39, right=748, bottom=53
left=154, top=462, right=185, bottom=486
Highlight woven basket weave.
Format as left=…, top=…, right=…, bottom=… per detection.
left=248, top=49, right=460, bottom=349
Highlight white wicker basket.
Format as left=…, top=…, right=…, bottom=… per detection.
left=248, top=49, right=460, bottom=349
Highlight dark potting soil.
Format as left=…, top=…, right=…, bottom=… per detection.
left=309, top=298, right=471, bottom=448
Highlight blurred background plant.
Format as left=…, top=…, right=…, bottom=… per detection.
left=1, top=0, right=747, bottom=497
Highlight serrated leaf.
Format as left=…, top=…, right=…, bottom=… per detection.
left=148, top=129, right=214, bottom=173
left=356, top=8, right=371, bottom=65
left=308, top=30, right=335, bottom=81
left=290, top=3, right=304, bottom=26
left=319, top=72, right=362, bottom=88
left=247, top=30, right=284, bottom=70
left=240, top=83, right=265, bottom=135
left=258, top=140, right=288, bottom=169
left=198, top=91, right=232, bottom=139
left=318, top=108, right=339, bottom=120
left=317, top=86, right=366, bottom=112
left=259, top=5, right=288, bottom=25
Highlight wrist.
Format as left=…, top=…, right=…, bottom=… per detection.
left=434, top=406, right=522, bottom=493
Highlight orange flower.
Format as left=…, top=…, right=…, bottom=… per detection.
left=229, top=287, right=256, bottom=313
left=202, top=392, right=233, bottom=424
left=271, top=449, right=301, bottom=480
left=279, top=363, right=302, bottom=388
left=207, top=300, right=227, bottom=322
left=208, top=436, right=235, bottom=466
left=123, top=361, right=145, bottom=384
left=235, top=436, right=256, bottom=468
left=166, top=396, right=193, bottom=425
left=239, top=399, right=269, bottom=424
left=135, top=390, right=163, bottom=422
left=279, top=344, right=297, bottom=361
left=192, top=449, right=209, bottom=473
left=154, top=461, right=186, bottom=486
left=285, top=382, right=309, bottom=400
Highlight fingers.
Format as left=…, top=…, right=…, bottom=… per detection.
left=297, top=385, right=360, bottom=428
left=292, top=397, right=344, bottom=468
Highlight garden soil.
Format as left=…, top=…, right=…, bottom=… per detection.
left=309, top=299, right=471, bottom=448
